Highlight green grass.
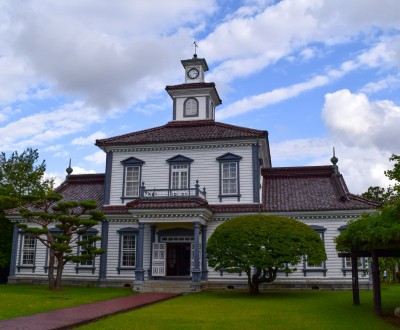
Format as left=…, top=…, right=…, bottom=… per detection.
left=0, top=284, right=133, bottom=320
left=79, top=286, right=400, bottom=330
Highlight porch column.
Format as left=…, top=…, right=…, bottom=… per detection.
left=371, top=250, right=382, bottom=315
left=135, top=222, right=145, bottom=282
left=8, top=223, right=19, bottom=280
left=147, top=225, right=156, bottom=280
left=201, top=225, right=208, bottom=281
left=351, top=255, right=360, bottom=305
left=99, top=220, right=109, bottom=286
left=192, top=221, right=201, bottom=282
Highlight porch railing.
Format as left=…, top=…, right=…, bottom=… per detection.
left=139, top=180, right=207, bottom=199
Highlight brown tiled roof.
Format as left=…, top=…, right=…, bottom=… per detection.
left=102, top=205, right=129, bottom=214
left=210, top=204, right=262, bottom=213
left=96, top=120, right=267, bottom=147
left=5, top=174, right=105, bottom=216
left=262, top=166, right=380, bottom=212
left=126, top=197, right=210, bottom=209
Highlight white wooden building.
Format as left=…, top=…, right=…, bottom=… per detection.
left=7, top=54, right=379, bottom=292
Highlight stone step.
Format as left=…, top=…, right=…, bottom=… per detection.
left=138, top=280, right=202, bottom=293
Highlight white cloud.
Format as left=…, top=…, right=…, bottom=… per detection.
left=322, top=89, right=400, bottom=151
left=71, top=131, right=107, bottom=145
left=360, top=75, right=400, bottom=94
left=217, top=74, right=330, bottom=119
left=0, top=102, right=102, bottom=151
left=84, top=150, right=106, bottom=165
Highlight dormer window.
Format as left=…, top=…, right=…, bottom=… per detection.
left=184, top=98, right=199, bottom=117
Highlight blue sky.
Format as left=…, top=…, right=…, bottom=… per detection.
left=1, top=0, right=400, bottom=194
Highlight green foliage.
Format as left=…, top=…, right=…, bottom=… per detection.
left=0, top=148, right=53, bottom=199
left=78, top=288, right=400, bottom=330
left=0, top=285, right=132, bottom=320
left=207, top=214, right=326, bottom=293
left=19, top=193, right=105, bottom=290
left=336, top=202, right=400, bottom=252
left=0, top=149, right=53, bottom=274
left=361, top=186, right=389, bottom=203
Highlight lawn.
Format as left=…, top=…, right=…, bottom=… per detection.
left=0, top=284, right=132, bottom=320
left=79, top=285, right=400, bottom=330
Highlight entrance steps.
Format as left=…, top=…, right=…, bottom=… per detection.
left=136, top=280, right=202, bottom=293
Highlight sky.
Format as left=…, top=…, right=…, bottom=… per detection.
left=1, top=0, right=400, bottom=194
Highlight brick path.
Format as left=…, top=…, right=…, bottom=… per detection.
left=0, top=293, right=179, bottom=330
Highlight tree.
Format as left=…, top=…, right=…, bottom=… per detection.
left=0, top=148, right=53, bottom=199
left=361, top=186, right=389, bottom=203
left=335, top=202, right=400, bottom=253
left=206, top=214, right=327, bottom=294
left=18, top=193, right=105, bottom=290
left=0, top=148, right=53, bottom=281
left=384, top=154, right=400, bottom=203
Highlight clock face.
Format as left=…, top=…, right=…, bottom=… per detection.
left=187, top=68, right=199, bottom=79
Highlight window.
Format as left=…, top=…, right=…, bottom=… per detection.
left=345, top=257, right=363, bottom=269
left=75, top=229, right=98, bottom=274
left=125, top=166, right=140, bottom=197
left=121, top=157, right=145, bottom=201
left=184, top=98, right=198, bottom=117
left=166, top=155, right=193, bottom=194
left=171, top=164, right=188, bottom=189
left=303, top=226, right=327, bottom=276
left=117, top=227, right=138, bottom=274
left=80, top=235, right=94, bottom=266
left=222, top=162, right=238, bottom=194
left=216, top=153, right=242, bottom=201
left=121, top=234, right=136, bottom=267
left=22, top=236, right=35, bottom=265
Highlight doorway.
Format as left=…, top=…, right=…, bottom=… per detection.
left=166, top=243, right=191, bottom=276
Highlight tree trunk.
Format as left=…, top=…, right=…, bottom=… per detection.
left=47, top=250, right=56, bottom=291
left=55, top=254, right=64, bottom=290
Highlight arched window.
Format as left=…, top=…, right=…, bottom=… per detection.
left=184, top=98, right=199, bottom=117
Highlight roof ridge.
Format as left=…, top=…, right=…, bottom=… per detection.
left=96, top=123, right=170, bottom=146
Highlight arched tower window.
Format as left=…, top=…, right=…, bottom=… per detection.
left=184, top=98, right=199, bottom=117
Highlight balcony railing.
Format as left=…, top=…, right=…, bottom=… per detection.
left=139, top=180, right=207, bottom=200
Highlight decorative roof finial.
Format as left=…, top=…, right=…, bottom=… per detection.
left=193, top=40, right=198, bottom=58
left=331, top=147, right=339, bottom=174
left=66, top=158, right=73, bottom=177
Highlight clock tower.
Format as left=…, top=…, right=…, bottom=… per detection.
left=166, top=54, right=222, bottom=121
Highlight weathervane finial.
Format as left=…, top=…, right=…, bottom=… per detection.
left=193, top=40, right=198, bottom=58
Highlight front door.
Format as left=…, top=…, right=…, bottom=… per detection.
left=166, top=243, right=191, bottom=276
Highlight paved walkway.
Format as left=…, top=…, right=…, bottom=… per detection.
left=0, top=292, right=180, bottom=330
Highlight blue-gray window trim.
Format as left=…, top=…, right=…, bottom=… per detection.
left=120, top=156, right=145, bottom=203
left=44, top=227, right=62, bottom=273
left=303, top=225, right=327, bottom=277
left=166, top=155, right=193, bottom=190
left=75, top=228, right=98, bottom=274
left=104, top=151, right=113, bottom=205
left=173, top=98, right=177, bottom=120
left=117, top=227, right=138, bottom=274
left=183, top=97, right=199, bottom=117
left=206, top=96, right=210, bottom=119
left=17, top=231, right=37, bottom=273
left=216, top=153, right=242, bottom=202
left=252, top=143, right=261, bottom=203
left=338, top=225, right=367, bottom=276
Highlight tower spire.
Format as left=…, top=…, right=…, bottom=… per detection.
left=331, top=147, right=339, bottom=174
left=192, top=41, right=198, bottom=58
left=66, top=158, right=73, bottom=177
